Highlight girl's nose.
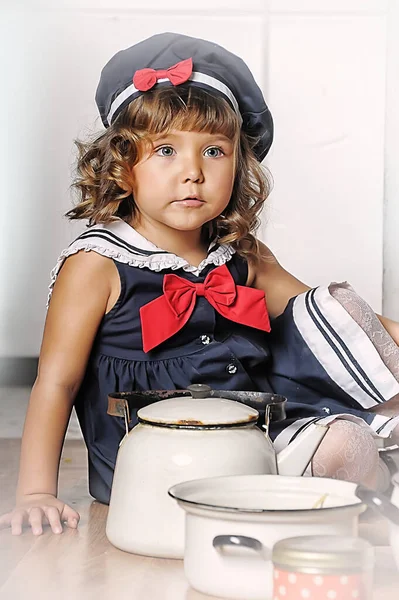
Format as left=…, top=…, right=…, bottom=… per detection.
left=180, top=156, right=204, bottom=184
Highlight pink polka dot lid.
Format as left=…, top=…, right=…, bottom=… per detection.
left=272, top=536, right=374, bottom=600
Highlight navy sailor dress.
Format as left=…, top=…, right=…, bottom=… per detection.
left=48, top=219, right=399, bottom=504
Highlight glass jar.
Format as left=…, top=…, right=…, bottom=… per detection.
left=272, top=535, right=375, bottom=600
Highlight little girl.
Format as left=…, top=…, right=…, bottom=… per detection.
left=2, top=32, right=399, bottom=536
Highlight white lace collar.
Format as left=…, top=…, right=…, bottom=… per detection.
left=47, top=219, right=235, bottom=305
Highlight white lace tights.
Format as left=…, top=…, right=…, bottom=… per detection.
left=330, top=283, right=399, bottom=380
left=311, top=420, right=379, bottom=487
left=301, top=283, right=399, bottom=489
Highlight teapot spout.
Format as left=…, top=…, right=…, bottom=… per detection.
left=276, top=423, right=329, bottom=476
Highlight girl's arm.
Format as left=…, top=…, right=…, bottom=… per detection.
left=249, top=241, right=310, bottom=318
left=2, top=251, right=118, bottom=535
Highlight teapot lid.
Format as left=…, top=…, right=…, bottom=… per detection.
left=137, top=392, right=259, bottom=429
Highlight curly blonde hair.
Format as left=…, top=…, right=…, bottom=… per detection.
left=67, top=85, right=272, bottom=261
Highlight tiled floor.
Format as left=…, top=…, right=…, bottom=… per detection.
left=0, top=386, right=82, bottom=439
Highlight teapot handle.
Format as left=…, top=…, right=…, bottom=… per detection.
left=107, top=397, right=130, bottom=436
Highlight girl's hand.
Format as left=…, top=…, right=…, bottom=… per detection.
left=0, top=493, right=80, bottom=535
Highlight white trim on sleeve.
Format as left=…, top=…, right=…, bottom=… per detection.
left=292, top=287, right=399, bottom=408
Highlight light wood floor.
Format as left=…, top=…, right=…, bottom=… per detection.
left=1, top=438, right=399, bottom=600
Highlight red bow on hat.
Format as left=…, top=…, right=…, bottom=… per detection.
left=133, top=57, right=193, bottom=92
left=140, top=264, right=271, bottom=353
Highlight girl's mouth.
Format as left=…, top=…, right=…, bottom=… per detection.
left=174, top=197, right=204, bottom=207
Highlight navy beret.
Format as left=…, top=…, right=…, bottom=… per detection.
left=95, top=32, right=273, bottom=161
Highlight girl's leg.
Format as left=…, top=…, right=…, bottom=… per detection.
left=331, top=284, right=399, bottom=445
left=311, top=420, right=379, bottom=487
left=269, top=282, right=399, bottom=491
left=330, top=284, right=399, bottom=381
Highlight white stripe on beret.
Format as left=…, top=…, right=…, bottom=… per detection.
left=106, top=71, right=242, bottom=126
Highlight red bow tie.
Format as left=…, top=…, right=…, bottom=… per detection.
left=140, top=264, right=271, bottom=353
left=133, top=58, right=193, bottom=92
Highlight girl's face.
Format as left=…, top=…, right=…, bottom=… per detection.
left=129, top=129, right=236, bottom=241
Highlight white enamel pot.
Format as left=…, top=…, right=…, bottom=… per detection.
left=169, top=474, right=365, bottom=600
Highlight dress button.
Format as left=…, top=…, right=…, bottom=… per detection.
left=226, top=363, right=237, bottom=374
left=200, top=335, right=211, bottom=345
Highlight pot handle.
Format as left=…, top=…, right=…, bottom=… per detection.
left=213, top=535, right=264, bottom=555
left=355, top=484, right=399, bottom=526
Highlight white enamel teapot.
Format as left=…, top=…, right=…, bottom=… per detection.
left=105, top=384, right=328, bottom=559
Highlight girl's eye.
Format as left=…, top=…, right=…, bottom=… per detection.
left=155, top=146, right=175, bottom=157
left=204, top=147, right=224, bottom=158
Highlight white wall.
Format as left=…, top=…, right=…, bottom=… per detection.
left=0, top=0, right=397, bottom=357
left=384, top=0, right=399, bottom=320
left=264, top=2, right=387, bottom=302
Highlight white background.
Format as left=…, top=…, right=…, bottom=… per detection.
left=1, top=0, right=398, bottom=357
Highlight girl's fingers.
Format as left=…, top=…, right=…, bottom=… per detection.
left=1, top=502, right=80, bottom=535
left=67, top=517, right=79, bottom=529
left=43, top=506, right=63, bottom=534
left=10, top=511, right=27, bottom=536
left=28, top=507, right=45, bottom=535
left=62, top=507, right=80, bottom=529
